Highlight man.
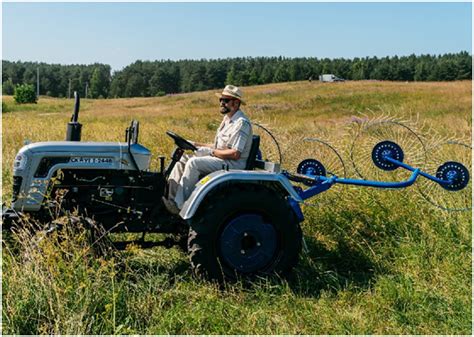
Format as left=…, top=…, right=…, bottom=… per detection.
left=164, top=85, right=253, bottom=214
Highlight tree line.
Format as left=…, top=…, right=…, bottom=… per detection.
left=2, top=51, right=471, bottom=98
left=2, top=62, right=111, bottom=99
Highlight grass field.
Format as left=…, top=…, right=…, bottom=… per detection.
left=2, top=80, right=472, bottom=334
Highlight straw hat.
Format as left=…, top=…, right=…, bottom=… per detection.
left=215, top=85, right=245, bottom=104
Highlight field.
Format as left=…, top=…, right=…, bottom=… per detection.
left=2, top=80, right=472, bottom=334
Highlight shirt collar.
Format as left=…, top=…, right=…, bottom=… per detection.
left=224, top=109, right=243, bottom=124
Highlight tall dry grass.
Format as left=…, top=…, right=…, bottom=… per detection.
left=2, top=80, right=472, bottom=334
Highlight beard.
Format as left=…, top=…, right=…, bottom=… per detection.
left=220, top=106, right=230, bottom=114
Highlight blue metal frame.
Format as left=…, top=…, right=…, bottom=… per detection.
left=285, top=155, right=456, bottom=202
left=384, top=156, right=452, bottom=186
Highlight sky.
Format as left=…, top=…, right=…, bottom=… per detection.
left=2, top=2, right=472, bottom=71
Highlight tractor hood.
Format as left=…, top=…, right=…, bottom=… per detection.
left=21, top=141, right=150, bottom=155
left=14, top=141, right=152, bottom=174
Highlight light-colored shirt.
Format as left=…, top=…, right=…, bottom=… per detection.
left=214, top=109, right=253, bottom=167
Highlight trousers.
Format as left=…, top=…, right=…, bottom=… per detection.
left=168, top=154, right=232, bottom=209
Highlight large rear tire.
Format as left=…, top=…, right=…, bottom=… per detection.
left=188, top=184, right=302, bottom=282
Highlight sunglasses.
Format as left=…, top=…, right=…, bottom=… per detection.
left=219, top=98, right=234, bottom=103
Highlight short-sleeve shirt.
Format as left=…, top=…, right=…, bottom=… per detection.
left=214, top=110, right=253, bottom=167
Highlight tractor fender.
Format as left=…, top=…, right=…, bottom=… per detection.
left=179, top=169, right=302, bottom=220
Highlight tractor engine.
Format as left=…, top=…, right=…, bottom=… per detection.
left=47, top=168, right=165, bottom=231
left=10, top=141, right=165, bottom=232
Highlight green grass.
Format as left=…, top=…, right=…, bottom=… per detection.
left=2, top=80, right=472, bottom=334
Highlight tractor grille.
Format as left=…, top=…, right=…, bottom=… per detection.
left=34, top=157, right=70, bottom=178
left=12, top=176, right=23, bottom=202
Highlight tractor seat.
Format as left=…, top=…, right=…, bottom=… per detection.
left=245, top=135, right=260, bottom=170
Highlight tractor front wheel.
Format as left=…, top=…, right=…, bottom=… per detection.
left=188, top=185, right=302, bottom=282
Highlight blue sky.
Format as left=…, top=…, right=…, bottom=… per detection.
left=3, top=2, right=472, bottom=71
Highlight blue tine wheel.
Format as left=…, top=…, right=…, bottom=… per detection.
left=297, top=159, right=326, bottom=177
left=349, top=117, right=426, bottom=182
left=371, top=141, right=404, bottom=171
left=417, top=140, right=472, bottom=212
left=436, top=161, right=470, bottom=191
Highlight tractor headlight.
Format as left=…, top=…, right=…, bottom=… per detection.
left=13, top=153, right=28, bottom=171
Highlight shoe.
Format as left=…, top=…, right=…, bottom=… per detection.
left=162, top=197, right=180, bottom=215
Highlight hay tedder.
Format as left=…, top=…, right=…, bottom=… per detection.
left=2, top=93, right=471, bottom=281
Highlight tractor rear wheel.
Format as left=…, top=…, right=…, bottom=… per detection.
left=187, top=185, right=302, bottom=282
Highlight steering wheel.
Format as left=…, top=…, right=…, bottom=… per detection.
left=166, top=131, right=197, bottom=151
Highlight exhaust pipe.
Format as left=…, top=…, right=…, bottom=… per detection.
left=66, top=91, right=82, bottom=141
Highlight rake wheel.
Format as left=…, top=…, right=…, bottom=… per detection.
left=302, top=138, right=347, bottom=178
left=290, top=137, right=346, bottom=206
left=417, top=140, right=472, bottom=212
left=349, top=116, right=426, bottom=182
left=371, top=140, right=404, bottom=171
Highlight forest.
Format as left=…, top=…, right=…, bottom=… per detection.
left=2, top=51, right=471, bottom=98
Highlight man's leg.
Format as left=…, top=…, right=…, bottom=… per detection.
left=167, top=154, right=190, bottom=201
left=174, top=156, right=225, bottom=209
left=163, top=154, right=190, bottom=214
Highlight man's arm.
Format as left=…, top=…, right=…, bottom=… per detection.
left=212, top=148, right=241, bottom=160
left=190, top=141, right=213, bottom=148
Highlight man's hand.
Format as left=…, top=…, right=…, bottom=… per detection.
left=194, top=146, right=213, bottom=157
